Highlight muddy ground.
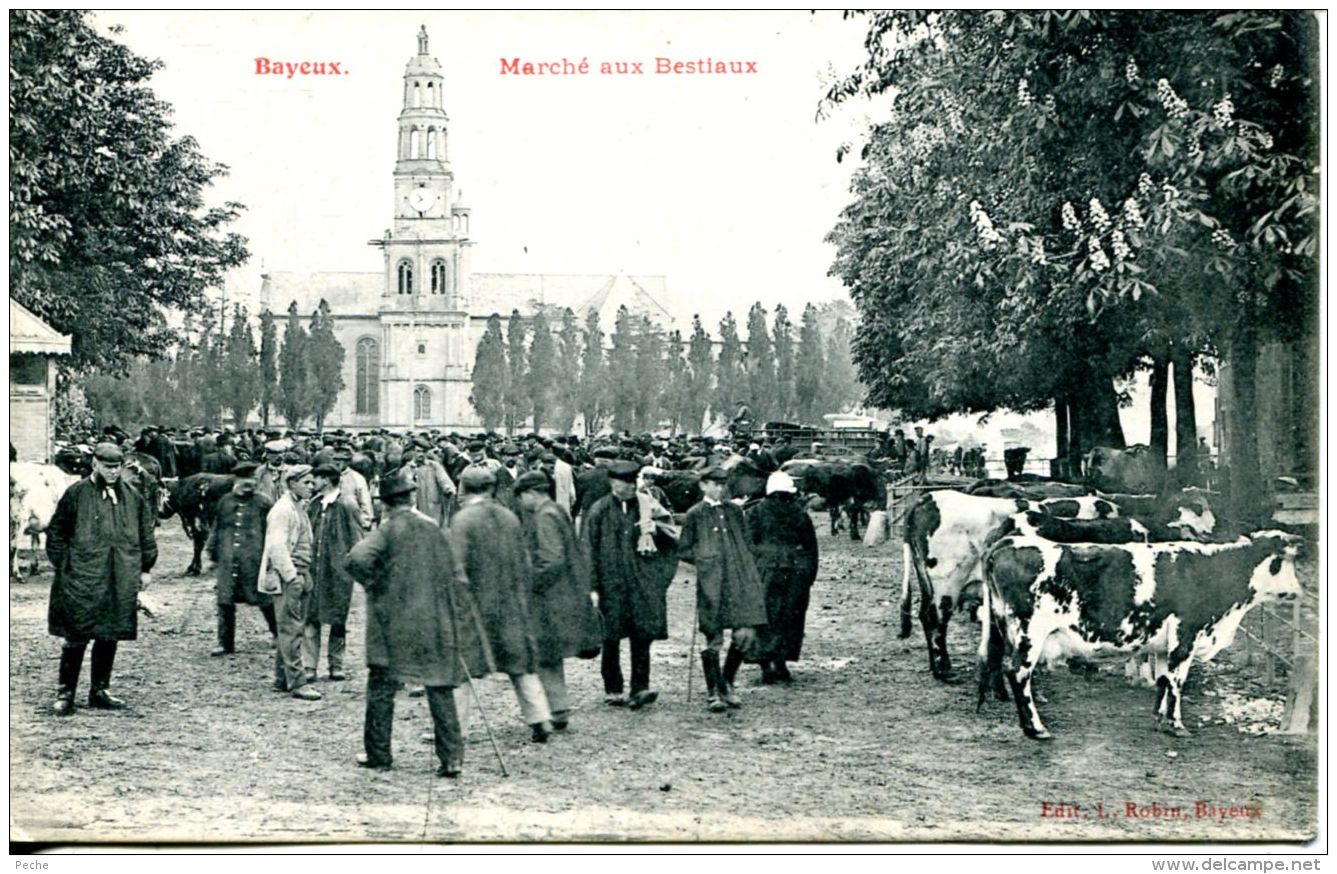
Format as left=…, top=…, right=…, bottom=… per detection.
left=9, top=517, right=1319, bottom=845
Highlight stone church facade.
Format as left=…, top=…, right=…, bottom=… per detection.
left=260, top=27, right=674, bottom=431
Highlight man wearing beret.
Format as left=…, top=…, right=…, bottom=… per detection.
left=45, top=443, right=158, bottom=715
left=677, top=467, right=768, bottom=713
left=514, top=472, right=603, bottom=730
left=258, top=464, right=321, bottom=700
left=451, top=467, right=554, bottom=742
left=302, top=465, right=365, bottom=682
left=582, top=459, right=679, bottom=709
left=205, top=461, right=278, bottom=657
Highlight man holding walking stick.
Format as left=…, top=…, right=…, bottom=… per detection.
left=345, top=470, right=493, bottom=777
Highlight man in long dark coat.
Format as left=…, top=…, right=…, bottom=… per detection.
left=451, top=467, right=554, bottom=742
left=302, top=465, right=364, bottom=681
left=742, top=471, right=818, bottom=684
left=205, top=461, right=277, bottom=656
left=582, top=460, right=679, bottom=709
left=345, top=471, right=493, bottom=776
left=514, top=472, right=603, bottom=731
left=46, top=443, right=158, bottom=715
left=677, top=467, right=768, bottom=713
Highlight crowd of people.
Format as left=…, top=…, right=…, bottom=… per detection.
left=42, top=424, right=822, bottom=779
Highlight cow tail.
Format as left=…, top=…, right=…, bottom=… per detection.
left=898, top=540, right=914, bottom=638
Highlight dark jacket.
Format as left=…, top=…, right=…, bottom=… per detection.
left=47, top=476, right=158, bottom=642
left=345, top=507, right=493, bottom=686
left=520, top=497, right=602, bottom=664
left=677, top=498, right=768, bottom=636
left=450, top=496, right=542, bottom=675
left=582, top=492, right=678, bottom=641
left=746, top=495, right=819, bottom=661
left=306, top=491, right=364, bottom=625
left=206, top=490, right=274, bottom=606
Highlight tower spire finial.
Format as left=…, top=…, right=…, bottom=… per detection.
left=418, top=25, right=428, bottom=55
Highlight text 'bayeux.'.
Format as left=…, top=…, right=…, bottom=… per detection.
left=500, top=58, right=759, bottom=76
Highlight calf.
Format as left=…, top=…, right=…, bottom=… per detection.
left=784, top=459, right=882, bottom=540
left=162, top=473, right=235, bottom=575
left=978, top=531, right=1302, bottom=739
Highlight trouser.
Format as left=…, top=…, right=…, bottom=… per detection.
left=536, top=661, right=570, bottom=716
left=301, top=622, right=347, bottom=675
left=272, top=574, right=311, bottom=691
left=58, top=640, right=118, bottom=696
left=453, top=672, right=552, bottom=736
left=600, top=638, right=652, bottom=695
left=217, top=603, right=278, bottom=651
left=364, top=665, right=462, bottom=770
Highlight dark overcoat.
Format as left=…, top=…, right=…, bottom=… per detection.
left=306, top=493, right=364, bottom=625
left=746, top=495, right=819, bottom=661
left=677, top=499, right=768, bottom=637
left=582, top=493, right=678, bottom=641
left=345, top=507, right=493, bottom=686
left=47, top=477, right=158, bottom=642
left=206, top=490, right=274, bottom=606
left=520, top=497, right=602, bottom=664
left=450, top=497, right=542, bottom=675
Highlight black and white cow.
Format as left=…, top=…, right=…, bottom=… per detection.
left=977, top=531, right=1303, bottom=740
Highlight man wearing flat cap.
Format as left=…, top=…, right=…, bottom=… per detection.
left=45, top=443, right=158, bottom=715
left=404, top=442, right=456, bottom=529
left=303, top=465, right=364, bottom=682
left=514, top=472, right=603, bottom=731
left=346, top=470, right=494, bottom=776
left=256, top=441, right=288, bottom=503
left=205, top=461, right=278, bottom=657
left=451, top=466, right=555, bottom=742
left=582, top=459, right=679, bottom=709
left=258, top=464, right=321, bottom=700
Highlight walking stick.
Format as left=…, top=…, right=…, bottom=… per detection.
left=458, top=657, right=509, bottom=778
left=686, top=624, right=696, bottom=703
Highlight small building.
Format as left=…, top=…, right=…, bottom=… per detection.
left=10, top=299, right=72, bottom=462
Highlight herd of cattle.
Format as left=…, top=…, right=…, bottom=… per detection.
left=10, top=443, right=1304, bottom=741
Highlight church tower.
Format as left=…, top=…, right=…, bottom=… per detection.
left=368, top=25, right=476, bottom=428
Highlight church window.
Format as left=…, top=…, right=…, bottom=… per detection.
left=409, top=126, right=420, bottom=159
left=397, top=260, right=414, bottom=295
left=413, top=82, right=421, bottom=108
left=430, top=259, right=448, bottom=294
left=426, top=128, right=437, bottom=160
left=355, top=338, right=380, bottom=416
left=414, top=385, right=432, bottom=421
left=417, top=341, right=426, bottom=356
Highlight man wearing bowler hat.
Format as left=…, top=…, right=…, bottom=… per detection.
left=346, top=469, right=493, bottom=776
left=45, top=443, right=158, bottom=715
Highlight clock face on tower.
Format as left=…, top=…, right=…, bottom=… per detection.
left=408, top=188, right=436, bottom=214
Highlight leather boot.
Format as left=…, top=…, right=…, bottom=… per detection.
left=54, top=643, right=86, bottom=716
left=88, top=641, right=125, bottom=710
left=719, top=646, right=743, bottom=709
left=700, top=651, right=726, bottom=713
left=328, top=627, right=347, bottom=680
left=212, top=605, right=236, bottom=656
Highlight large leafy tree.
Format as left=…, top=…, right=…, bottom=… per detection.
left=10, top=10, right=248, bottom=373
left=277, top=301, right=308, bottom=428
left=713, top=313, right=745, bottom=426
left=469, top=314, right=507, bottom=431
left=826, top=11, right=1318, bottom=517
left=607, top=306, right=638, bottom=433
left=503, top=310, right=529, bottom=434
left=632, top=320, right=666, bottom=432
left=745, top=303, right=777, bottom=423
left=794, top=304, right=825, bottom=425
left=685, top=315, right=714, bottom=435
left=306, top=299, right=345, bottom=431
left=220, top=305, right=259, bottom=428
left=526, top=310, right=557, bottom=431
left=822, top=317, right=863, bottom=415
left=552, top=308, right=582, bottom=434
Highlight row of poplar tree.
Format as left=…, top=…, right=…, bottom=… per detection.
left=75, top=300, right=346, bottom=434
left=468, top=300, right=863, bottom=436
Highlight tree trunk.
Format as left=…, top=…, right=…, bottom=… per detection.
left=1227, top=315, right=1266, bottom=526
left=1068, top=368, right=1126, bottom=453
left=1053, top=395, right=1070, bottom=479
left=1170, top=345, right=1199, bottom=487
left=1148, top=355, right=1169, bottom=466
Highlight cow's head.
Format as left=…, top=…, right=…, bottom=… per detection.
left=1246, top=530, right=1304, bottom=602
left=1166, top=491, right=1216, bottom=540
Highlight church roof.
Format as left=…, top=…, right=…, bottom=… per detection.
left=261, top=270, right=678, bottom=330
left=9, top=298, right=72, bottom=356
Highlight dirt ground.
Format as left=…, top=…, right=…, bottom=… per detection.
left=9, top=517, right=1319, bottom=845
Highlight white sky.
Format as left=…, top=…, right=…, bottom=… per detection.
left=93, top=10, right=872, bottom=329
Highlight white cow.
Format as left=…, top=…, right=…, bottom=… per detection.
left=10, top=463, right=80, bottom=579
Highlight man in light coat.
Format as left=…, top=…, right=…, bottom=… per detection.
left=259, top=464, right=320, bottom=700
